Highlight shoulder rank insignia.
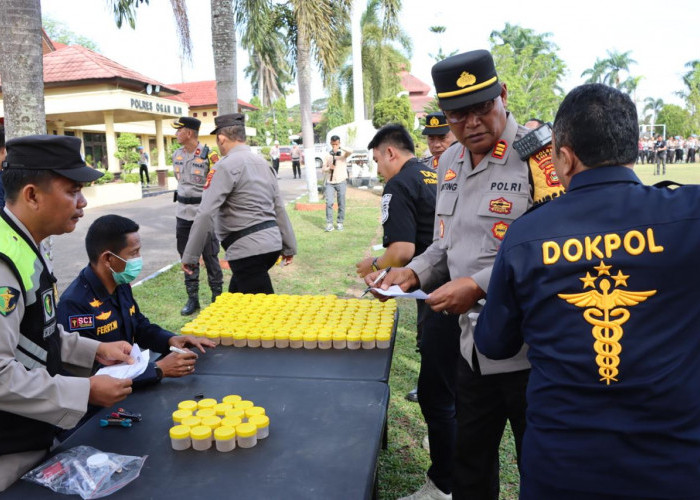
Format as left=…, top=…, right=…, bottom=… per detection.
left=89, top=298, right=103, bottom=308
left=95, top=311, right=112, bottom=321
left=529, top=144, right=565, bottom=206
left=194, top=148, right=201, bottom=157
left=491, top=221, right=509, bottom=240
left=444, top=169, right=457, bottom=182
left=432, top=156, right=439, bottom=169
left=0, top=286, right=20, bottom=316
left=558, top=261, right=656, bottom=385
left=492, top=140, right=507, bottom=159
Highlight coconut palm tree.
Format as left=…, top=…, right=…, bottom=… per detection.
left=644, top=97, right=664, bottom=125
left=0, top=0, right=46, bottom=138
left=490, top=23, right=555, bottom=56
left=602, top=50, right=636, bottom=88
left=581, top=58, right=607, bottom=84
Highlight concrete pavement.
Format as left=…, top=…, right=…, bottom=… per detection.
left=52, top=168, right=312, bottom=295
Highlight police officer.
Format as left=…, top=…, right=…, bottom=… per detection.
left=421, top=111, right=457, bottom=171
left=181, top=113, right=297, bottom=294
left=172, top=116, right=224, bottom=315
left=0, top=135, right=134, bottom=490
left=475, top=83, right=700, bottom=499
left=58, top=215, right=215, bottom=387
left=367, top=50, right=564, bottom=500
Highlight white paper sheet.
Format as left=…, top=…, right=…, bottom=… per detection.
left=371, top=285, right=430, bottom=300
left=95, top=343, right=149, bottom=380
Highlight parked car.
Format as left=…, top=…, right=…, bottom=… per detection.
left=279, top=146, right=292, bottom=162
left=279, top=144, right=327, bottom=168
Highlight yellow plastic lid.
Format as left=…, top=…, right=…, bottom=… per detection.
left=214, top=426, right=236, bottom=441
left=169, top=424, right=191, bottom=439
left=234, top=400, right=254, bottom=410
left=197, top=398, right=218, bottom=410
left=289, top=332, right=303, bottom=341
left=220, top=331, right=233, bottom=339
left=225, top=408, right=245, bottom=420
left=248, top=415, right=270, bottom=429
left=361, top=333, right=375, bottom=342
left=317, top=332, right=332, bottom=342
left=235, top=422, right=257, bottom=438
left=347, top=332, right=361, bottom=341
left=332, top=332, right=347, bottom=340
left=274, top=332, right=289, bottom=340
left=303, top=332, right=317, bottom=341
left=222, top=395, right=242, bottom=405
left=205, top=331, right=220, bottom=339
left=172, top=409, right=192, bottom=423
left=247, top=332, right=261, bottom=340
left=190, top=425, right=212, bottom=440
left=178, top=400, right=198, bottom=412
left=260, top=332, right=275, bottom=341
left=232, top=331, right=247, bottom=340
left=245, top=406, right=266, bottom=418
left=221, top=416, right=242, bottom=428
left=196, top=408, right=216, bottom=418
left=181, top=416, right=202, bottom=428
left=376, top=332, right=391, bottom=341
left=201, top=415, right=222, bottom=429
left=213, top=403, right=232, bottom=416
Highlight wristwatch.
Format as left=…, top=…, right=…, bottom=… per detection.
left=155, top=365, right=163, bottom=382
left=371, top=257, right=379, bottom=272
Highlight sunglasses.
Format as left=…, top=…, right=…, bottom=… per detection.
left=443, top=97, right=498, bottom=124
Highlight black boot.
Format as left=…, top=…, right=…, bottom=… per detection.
left=181, top=285, right=200, bottom=316
left=211, top=284, right=223, bottom=304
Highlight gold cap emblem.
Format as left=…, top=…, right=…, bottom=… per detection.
left=429, top=117, right=440, bottom=126
left=456, top=71, right=477, bottom=88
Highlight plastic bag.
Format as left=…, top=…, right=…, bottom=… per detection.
left=22, top=445, right=147, bottom=499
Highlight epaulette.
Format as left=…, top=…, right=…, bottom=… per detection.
left=527, top=143, right=565, bottom=207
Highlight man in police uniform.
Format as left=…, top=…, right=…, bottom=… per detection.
left=475, top=83, right=700, bottom=499
left=58, top=215, right=215, bottom=387
left=0, top=135, right=134, bottom=490
left=367, top=50, right=564, bottom=500
left=172, top=116, right=223, bottom=315
left=182, top=114, right=297, bottom=294
left=421, top=111, right=457, bottom=171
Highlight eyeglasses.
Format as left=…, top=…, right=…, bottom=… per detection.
left=443, top=97, right=498, bottom=124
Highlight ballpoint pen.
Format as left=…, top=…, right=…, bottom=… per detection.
left=361, top=266, right=392, bottom=298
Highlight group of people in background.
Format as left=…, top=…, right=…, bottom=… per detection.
left=638, top=134, right=698, bottom=165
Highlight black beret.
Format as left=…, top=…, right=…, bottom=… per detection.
left=422, top=112, right=450, bottom=135
left=172, top=116, right=201, bottom=132
left=4, top=135, right=103, bottom=182
left=431, top=49, right=502, bottom=111
left=210, top=113, right=245, bottom=135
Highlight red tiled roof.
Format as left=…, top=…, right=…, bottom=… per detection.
left=409, top=94, right=436, bottom=113
left=168, top=81, right=258, bottom=110
left=41, top=45, right=176, bottom=91
left=400, top=71, right=430, bottom=96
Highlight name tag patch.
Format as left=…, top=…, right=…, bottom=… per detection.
left=69, top=314, right=94, bottom=330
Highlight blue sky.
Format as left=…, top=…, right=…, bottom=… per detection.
left=42, top=0, right=699, bottom=109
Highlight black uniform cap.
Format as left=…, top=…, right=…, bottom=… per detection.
left=422, top=112, right=450, bottom=135
left=3, top=135, right=103, bottom=182
left=210, top=113, right=245, bottom=135
left=431, top=49, right=502, bottom=111
left=172, top=116, right=201, bottom=132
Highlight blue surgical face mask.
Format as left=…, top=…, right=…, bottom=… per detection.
left=108, top=252, right=143, bottom=285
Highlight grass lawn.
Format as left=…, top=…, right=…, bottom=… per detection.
left=132, top=163, right=700, bottom=499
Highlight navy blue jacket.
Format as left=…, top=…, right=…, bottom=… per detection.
left=475, top=167, right=700, bottom=497
left=57, top=265, right=173, bottom=386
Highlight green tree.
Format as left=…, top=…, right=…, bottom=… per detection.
left=657, top=104, right=693, bottom=137
left=372, top=95, right=413, bottom=130
left=644, top=97, right=664, bottom=125
left=489, top=24, right=566, bottom=123
left=245, top=96, right=267, bottom=146
left=428, top=25, right=457, bottom=63
left=318, top=85, right=352, bottom=139
left=677, top=60, right=700, bottom=132
left=582, top=50, right=637, bottom=91
left=42, top=16, right=100, bottom=51
left=114, top=133, right=141, bottom=174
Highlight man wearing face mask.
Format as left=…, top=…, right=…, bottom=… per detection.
left=58, top=215, right=215, bottom=386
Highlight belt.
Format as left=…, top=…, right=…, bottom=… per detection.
left=178, top=196, right=202, bottom=205
left=221, top=220, right=278, bottom=251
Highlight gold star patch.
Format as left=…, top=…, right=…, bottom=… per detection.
left=612, top=270, right=629, bottom=287
left=594, top=261, right=612, bottom=276
left=579, top=272, right=597, bottom=289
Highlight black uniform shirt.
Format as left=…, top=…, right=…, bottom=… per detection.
left=381, top=158, right=438, bottom=257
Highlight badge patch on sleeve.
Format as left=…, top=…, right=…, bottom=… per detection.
left=491, top=221, right=509, bottom=240
left=0, top=286, right=20, bottom=316
left=204, top=168, right=216, bottom=190
left=42, top=289, right=56, bottom=322
left=381, top=194, right=392, bottom=224
left=69, top=314, right=95, bottom=331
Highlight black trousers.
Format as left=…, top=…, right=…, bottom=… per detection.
left=175, top=217, right=223, bottom=290
left=139, top=164, right=150, bottom=184
left=227, top=250, right=280, bottom=294
left=417, top=309, right=462, bottom=494
left=292, top=160, right=301, bottom=178
left=453, top=355, right=529, bottom=500
left=272, top=158, right=280, bottom=174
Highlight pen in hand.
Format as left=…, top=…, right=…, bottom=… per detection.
left=361, top=266, right=392, bottom=298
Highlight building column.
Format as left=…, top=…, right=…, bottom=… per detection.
left=155, top=117, right=165, bottom=169
left=103, top=110, right=119, bottom=173
left=55, top=120, right=65, bottom=135
left=74, top=130, right=85, bottom=158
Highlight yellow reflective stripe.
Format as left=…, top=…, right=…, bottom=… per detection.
left=437, top=76, right=498, bottom=98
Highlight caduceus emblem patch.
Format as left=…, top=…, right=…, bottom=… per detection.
left=558, top=261, right=656, bottom=385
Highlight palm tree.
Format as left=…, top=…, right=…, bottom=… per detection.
left=0, top=0, right=46, bottom=138
left=490, top=23, right=555, bottom=56
left=644, top=97, right=664, bottom=125
left=581, top=58, right=607, bottom=84
left=210, top=0, right=237, bottom=114
left=602, top=50, right=636, bottom=88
